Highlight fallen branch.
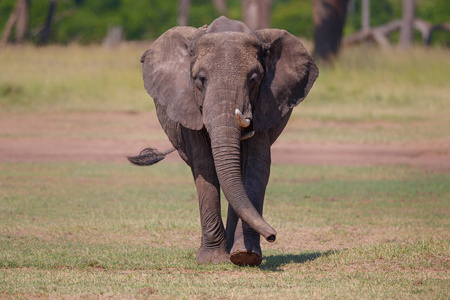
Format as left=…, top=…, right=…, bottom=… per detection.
left=343, top=18, right=450, bottom=47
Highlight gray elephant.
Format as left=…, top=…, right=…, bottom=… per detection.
left=129, top=16, right=318, bottom=266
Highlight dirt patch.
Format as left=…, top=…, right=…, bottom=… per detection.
left=271, top=140, right=450, bottom=171
left=1, top=112, right=449, bottom=172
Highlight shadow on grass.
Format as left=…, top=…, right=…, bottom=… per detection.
left=260, top=250, right=337, bottom=271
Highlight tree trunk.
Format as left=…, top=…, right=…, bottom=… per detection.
left=39, top=0, right=58, bottom=45
left=361, top=0, right=370, bottom=31
left=312, top=0, right=350, bottom=62
left=0, top=0, right=29, bottom=47
left=213, top=0, right=228, bottom=16
left=178, top=0, right=191, bottom=26
left=16, top=0, right=29, bottom=43
left=242, top=0, right=273, bottom=31
left=399, top=0, right=415, bottom=49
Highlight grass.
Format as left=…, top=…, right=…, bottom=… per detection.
left=0, top=43, right=153, bottom=113
left=1, top=44, right=449, bottom=143
left=287, top=47, right=450, bottom=143
left=0, top=163, right=449, bottom=298
left=1, top=43, right=449, bottom=298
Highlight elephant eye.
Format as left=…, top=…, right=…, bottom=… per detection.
left=195, top=74, right=207, bottom=90
left=250, top=73, right=260, bottom=82
left=249, top=71, right=263, bottom=102
left=250, top=72, right=263, bottom=86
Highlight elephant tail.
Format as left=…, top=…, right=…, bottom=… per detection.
left=127, top=147, right=176, bottom=166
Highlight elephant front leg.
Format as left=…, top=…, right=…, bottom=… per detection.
left=184, top=128, right=229, bottom=264
left=226, top=132, right=271, bottom=266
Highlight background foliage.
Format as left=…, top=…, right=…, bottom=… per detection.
left=0, top=0, right=449, bottom=44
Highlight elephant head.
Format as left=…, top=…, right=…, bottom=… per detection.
left=140, top=17, right=318, bottom=243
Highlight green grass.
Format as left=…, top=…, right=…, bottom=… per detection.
left=286, top=47, right=450, bottom=143
left=0, top=44, right=153, bottom=113
left=0, top=163, right=449, bottom=298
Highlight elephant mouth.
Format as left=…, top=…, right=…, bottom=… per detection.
left=241, top=130, right=255, bottom=140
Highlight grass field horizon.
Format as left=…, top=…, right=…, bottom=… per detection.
left=0, top=43, right=449, bottom=298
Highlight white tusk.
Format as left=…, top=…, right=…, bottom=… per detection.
left=240, top=131, right=255, bottom=140
left=235, top=109, right=251, bottom=128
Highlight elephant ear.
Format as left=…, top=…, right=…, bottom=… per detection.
left=141, top=27, right=203, bottom=130
left=253, top=29, right=319, bottom=132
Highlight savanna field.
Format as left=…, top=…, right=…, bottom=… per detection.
left=0, top=43, right=449, bottom=298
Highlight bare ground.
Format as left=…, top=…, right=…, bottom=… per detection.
left=1, top=111, right=449, bottom=172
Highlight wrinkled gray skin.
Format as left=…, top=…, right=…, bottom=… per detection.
left=134, top=16, right=318, bottom=266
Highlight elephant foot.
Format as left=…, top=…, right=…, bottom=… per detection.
left=228, top=223, right=263, bottom=266
left=229, top=236, right=262, bottom=266
left=196, top=246, right=230, bottom=264
left=230, top=248, right=262, bottom=266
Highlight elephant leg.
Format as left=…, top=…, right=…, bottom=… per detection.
left=227, top=131, right=271, bottom=266
left=182, top=128, right=229, bottom=264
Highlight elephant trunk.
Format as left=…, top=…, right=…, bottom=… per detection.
left=204, top=93, right=276, bottom=243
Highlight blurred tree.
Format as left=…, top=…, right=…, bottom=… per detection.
left=0, top=0, right=448, bottom=46
left=313, top=0, right=350, bottom=62
left=15, top=0, right=29, bottom=42
left=39, top=0, right=57, bottom=45
left=213, top=0, right=228, bottom=16
left=242, top=0, right=273, bottom=30
left=178, top=0, right=227, bottom=27
left=0, top=0, right=29, bottom=46
left=178, top=0, right=191, bottom=26
left=343, top=0, right=449, bottom=48
left=271, top=1, right=314, bottom=40
left=361, top=0, right=370, bottom=31
left=399, top=0, right=415, bottom=48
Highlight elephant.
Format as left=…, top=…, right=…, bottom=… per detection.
left=128, top=16, right=318, bottom=266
